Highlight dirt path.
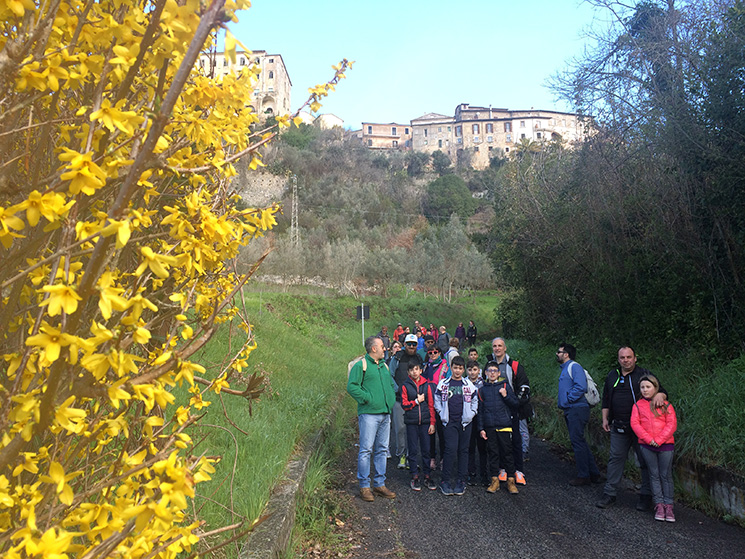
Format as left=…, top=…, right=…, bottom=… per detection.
left=338, top=434, right=745, bottom=559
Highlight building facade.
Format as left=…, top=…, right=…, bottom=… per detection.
left=198, top=50, right=291, bottom=118
left=364, top=104, right=589, bottom=168
left=361, top=122, right=413, bottom=150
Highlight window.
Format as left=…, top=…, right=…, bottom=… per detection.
left=448, top=126, right=451, bottom=132
left=457, top=137, right=463, bottom=144
left=405, top=128, right=409, bottom=134
left=521, top=133, right=526, bottom=139
left=438, top=127, right=442, bottom=132
left=487, top=136, right=493, bottom=143
left=367, top=125, right=372, bottom=134
left=424, top=129, right=428, bottom=137
left=488, top=146, right=493, bottom=151
left=474, top=136, right=480, bottom=143
left=455, top=126, right=462, bottom=137
left=392, top=127, right=397, bottom=135
left=505, top=147, right=510, bottom=153
left=223, top=59, right=228, bottom=67
left=199, top=59, right=205, bottom=67
left=486, top=123, right=493, bottom=133
left=504, top=122, right=512, bottom=132
left=367, top=139, right=372, bottom=146
left=392, top=140, right=398, bottom=147
left=520, top=121, right=525, bottom=128
left=269, top=71, right=274, bottom=78
left=438, top=139, right=443, bottom=148
left=472, top=123, right=480, bottom=134
left=475, top=146, right=479, bottom=152
left=424, top=140, right=428, bottom=145
left=537, top=132, right=542, bottom=139
left=475, top=113, right=479, bottom=119
left=269, top=58, right=274, bottom=63
left=405, top=140, right=411, bottom=147
left=240, top=57, right=246, bottom=66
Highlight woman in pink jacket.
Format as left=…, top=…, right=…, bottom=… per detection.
left=631, top=374, right=677, bottom=522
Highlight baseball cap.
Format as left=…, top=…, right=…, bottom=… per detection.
left=404, top=334, right=417, bottom=344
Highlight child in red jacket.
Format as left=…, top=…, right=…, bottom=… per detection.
left=631, top=374, right=677, bottom=522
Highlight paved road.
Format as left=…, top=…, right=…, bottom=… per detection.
left=342, top=435, right=745, bottom=558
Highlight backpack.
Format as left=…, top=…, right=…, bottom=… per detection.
left=347, top=356, right=367, bottom=380
left=567, top=363, right=601, bottom=406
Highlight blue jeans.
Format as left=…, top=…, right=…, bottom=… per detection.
left=442, top=422, right=472, bottom=484
left=406, top=423, right=431, bottom=477
left=357, top=414, right=391, bottom=488
left=563, top=406, right=600, bottom=479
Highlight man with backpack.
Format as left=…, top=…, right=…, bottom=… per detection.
left=347, top=336, right=397, bottom=502
left=557, top=342, right=602, bottom=487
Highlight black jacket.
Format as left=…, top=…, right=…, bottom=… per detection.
left=477, top=379, right=519, bottom=431
left=601, top=365, right=667, bottom=423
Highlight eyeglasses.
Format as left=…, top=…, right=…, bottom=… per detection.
left=427, top=350, right=440, bottom=355
left=405, top=342, right=417, bottom=346
left=556, top=350, right=566, bottom=355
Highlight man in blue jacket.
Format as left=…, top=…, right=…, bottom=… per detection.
left=557, top=342, right=601, bottom=486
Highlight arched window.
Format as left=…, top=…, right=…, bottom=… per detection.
left=269, top=71, right=274, bottom=79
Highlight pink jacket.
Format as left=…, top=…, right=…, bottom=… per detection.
left=630, top=398, right=677, bottom=446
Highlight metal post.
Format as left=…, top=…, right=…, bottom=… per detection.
left=360, top=302, right=365, bottom=346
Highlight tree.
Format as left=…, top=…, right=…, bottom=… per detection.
left=422, top=174, right=477, bottom=224
left=432, top=150, right=452, bottom=175
left=0, top=1, right=350, bottom=556
left=406, top=151, right=430, bottom=177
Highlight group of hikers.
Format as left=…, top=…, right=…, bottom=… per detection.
left=347, top=323, right=678, bottom=524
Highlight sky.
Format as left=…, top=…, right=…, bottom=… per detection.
left=230, top=0, right=607, bottom=130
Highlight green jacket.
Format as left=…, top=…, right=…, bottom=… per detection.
left=347, top=353, right=396, bottom=415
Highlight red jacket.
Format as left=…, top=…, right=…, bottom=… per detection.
left=401, top=376, right=436, bottom=427
left=630, top=398, right=677, bottom=446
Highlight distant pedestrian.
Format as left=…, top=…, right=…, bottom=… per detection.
left=347, top=336, right=397, bottom=502
left=630, top=374, right=677, bottom=522
left=445, top=337, right=460, bottom=367
left=378, top=325, right=391, bottom=361
left=455, top=322, right=466, bottom=343
left=556, top=342, right=601, bottom=487
left=466, top=320, right=477, bottom=347
left=436, top=325, right=451, bottom=353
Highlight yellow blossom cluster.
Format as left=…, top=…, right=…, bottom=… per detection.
left=0, top=0, right=350, bottom=557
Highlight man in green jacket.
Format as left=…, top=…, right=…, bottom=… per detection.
left=347, top=336, right=397, bottom=502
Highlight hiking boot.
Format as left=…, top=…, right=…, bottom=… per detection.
left=453, top=480, right=466, bottom=495
left=654, top=503, right=665, bottom=521
left=359, top=487, right=374, bottom=502
left=515, top=471, right=526, bottom=486
left=397, top=455, right=407, bottom=469
left=486, top=476, right=500, bottom=493
left=440, top=481, right=453, bottom=496
left=498, top=469, right=507, bottom=482
left=636, top=494, right=653, bottom=512
left=596, top=494, right=616, bottom=508
left=373, top=486, right=396, bottom=499
left=424, top=476, right=437, bottom=490
left=665, top=504, right=676, bottom=522
left=410, top=476, right=421, bottom=491
left=507, top=477, right=519, bottom=494
left=568, top=477, right=590, bottom=486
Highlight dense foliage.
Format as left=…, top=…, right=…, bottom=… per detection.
left=0, top=1, right=348, bottom=557
left=490, top=0, right=745, bottom=356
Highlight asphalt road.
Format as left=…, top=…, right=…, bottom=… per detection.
left=342, top=434, right=745, bottom=558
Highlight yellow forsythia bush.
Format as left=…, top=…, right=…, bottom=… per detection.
left=0, top=0, right=349, bottom=557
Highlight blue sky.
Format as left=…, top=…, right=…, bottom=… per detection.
left=230, top=0, right=606, bottom=129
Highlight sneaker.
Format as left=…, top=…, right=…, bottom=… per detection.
left=440, top=481, right=453, bottom=496
left=665, top=504, right=676, bottom=522
left=596, top=494, right=616, bottom=508
left=397, top=455, right=407, bottom=469
left=515, top=471, right=526, bottom=486
left=453, top=480, right=466, bottom=495
left=359, top=487, right=374, bottom=502
left=637, top=494, right=653, bottom=512
left=654, top=503, right=665, bottom=521
left=424, top=476, right=437, bottom=490
left=467, top=475, right=477, bottom=486
left=498, top=469, right=507, bottom=482
left=372, top=485, right=396, bottom=499
left=410, top=477, right=421, bottom=491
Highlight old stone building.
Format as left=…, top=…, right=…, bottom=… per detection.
left=361, top=122, right=413, bottom=150
left=364, top=104, right=589, bottom=168
left=198, top=50, right=291, bottom=118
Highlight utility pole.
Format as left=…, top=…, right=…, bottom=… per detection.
left=290, top=174, right=299, bottom=247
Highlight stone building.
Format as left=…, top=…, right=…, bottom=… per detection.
left=361, top=122, right=413, bottom=150
left=409, top=103, right=589, bottom=169
left=198, top=50, right=291, bottom=118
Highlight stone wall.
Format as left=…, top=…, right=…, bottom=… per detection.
left=233, top=156, right=288, bottom=207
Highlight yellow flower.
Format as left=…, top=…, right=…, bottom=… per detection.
left=25, top=324, right=74, bottom=363
left=39, top=284, right=83, bottom=316
left=135, top=246, right=179, bottom=279
left=89, top=98, right=145, bottom=135
left=0, top=204, right=25, bottom=248
left=59, top=148, right=108, bottom=195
